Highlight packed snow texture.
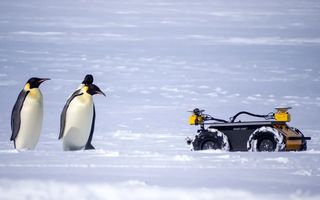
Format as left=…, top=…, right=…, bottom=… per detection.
left=1, top=0, right=320, bottom=199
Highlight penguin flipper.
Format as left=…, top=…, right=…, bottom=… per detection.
left=59, top=90, right=83, bottom=140
left=10, top=90, right=29, bottom=142
left=85, top=104, right=95, bottom=150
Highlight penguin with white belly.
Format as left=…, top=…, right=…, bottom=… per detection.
left=69, top=74, right=95, bottom=149
left=59, top=83, right=105, bottom=151
left=10, top=77, right=50, bottom=150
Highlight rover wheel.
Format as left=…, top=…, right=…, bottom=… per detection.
left=257, top=135, right=276, bottom=152
left=247, top=126, right=285, bottom=152
left=192, top=128, right=229, bottom=151
left=202, top=140, right=219, bottom=150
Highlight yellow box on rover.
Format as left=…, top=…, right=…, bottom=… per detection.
left=274, top=107, right=291, bottom=122
left=189, top=115, right=203, bottom=125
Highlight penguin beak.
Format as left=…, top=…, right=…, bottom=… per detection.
left=89, top=84, right=106, bottom=97
left=94, top=86, right=106, bottom=97
left=96, top=90, right=106, bottom=97
left=38, top=78, right=51, bottom=83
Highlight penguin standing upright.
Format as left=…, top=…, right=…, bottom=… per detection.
left=69, top=74, right=95, bottom=149
left=11, top=77, right=50, bottom=150
left=59, top=83, right=105, bottom=151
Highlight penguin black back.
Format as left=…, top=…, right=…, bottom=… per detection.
left=10, top=90, right=29, bottom=142
left=85, top=104, right=96, bottom=150
left=59, top=89, right=83, bottom=140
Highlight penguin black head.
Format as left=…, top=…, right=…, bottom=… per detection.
left=86, top=84, right=106, bottom=96
left=26, top=77, right=50, bottom=89
left=82, top=74, right=94, bottom=85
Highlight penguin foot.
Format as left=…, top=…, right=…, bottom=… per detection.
left=85, top=143, right=95, bottom=150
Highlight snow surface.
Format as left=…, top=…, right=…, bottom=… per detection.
left=1, top=0, right=320, bottom=199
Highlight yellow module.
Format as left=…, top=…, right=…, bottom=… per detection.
left=274, top=107, right=291, bottom=122
left=189, top=115, right=203, bottom=125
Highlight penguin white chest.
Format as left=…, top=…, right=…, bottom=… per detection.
left=15, top=90, right=43, bottom=150
left=62, top=95, right=94, bottom=150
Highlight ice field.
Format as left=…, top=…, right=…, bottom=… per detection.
left=0, top=0, right=320, bottom=199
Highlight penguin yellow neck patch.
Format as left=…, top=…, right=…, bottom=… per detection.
left=81, top=86, right=89, bottom=94
left=24, top=83, right=31, bottom=91
left=29, top=88, right=42, bottom=99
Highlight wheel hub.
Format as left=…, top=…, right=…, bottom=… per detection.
left=259, top=139, right=275, bottom=152
left=202, top=140, right=220, bottom=150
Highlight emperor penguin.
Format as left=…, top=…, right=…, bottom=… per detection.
left=69, top=74, right=95, bottom=149
left=10, top=77, right=50, bottom=150
left=59, top=83, right=106, bottom=151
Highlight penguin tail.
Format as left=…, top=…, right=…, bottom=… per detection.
left=84, top=143, right=95, bottom=150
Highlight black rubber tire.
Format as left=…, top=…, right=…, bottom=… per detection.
left=192, top=129, right=229, bottom=151
left=300, top=140, right=307, bottom=151
left=247, top=127, right=285, bottom=152
left=256, top=133, right=277, bottom=152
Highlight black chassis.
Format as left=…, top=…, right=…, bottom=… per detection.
left=199, top=121, right=284, bottom=151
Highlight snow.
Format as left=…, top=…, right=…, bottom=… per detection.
left=3, top=180, right=318, bottom=200
left=1, top=0, right=320, bottom=199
